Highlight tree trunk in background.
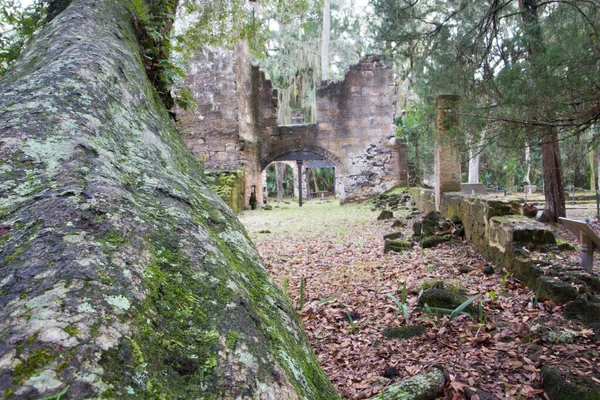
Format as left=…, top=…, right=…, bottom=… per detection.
left=312, top=169, right=320, bottom=192
left=590, top=148, right=596, bottom=191
left=0, top=1, right=337, bottom=399
left=275, top=161, right=285, bottom=199
left=539, top=128, right=566, bottom=221
left=321, top=0, right=331, bottom=81
left=518, top=0, right=566, bottom=222
left=467, top=129, right=486, bottom=183
left=524, top=141, right=532, bottom=185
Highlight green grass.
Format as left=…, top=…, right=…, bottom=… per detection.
left=240, top=200, right=377, bottom=239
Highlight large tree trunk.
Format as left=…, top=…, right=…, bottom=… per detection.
left=0, top=1, right=337, bottom=399
left=518, top=0, right=566, bottom=222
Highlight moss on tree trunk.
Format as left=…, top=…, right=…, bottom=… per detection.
left=0, top=0, right=338, bottom=398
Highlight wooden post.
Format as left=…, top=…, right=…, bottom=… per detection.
left=297, top=160, right=304, bottom=207
left=435, top=95, right=462, bottom=211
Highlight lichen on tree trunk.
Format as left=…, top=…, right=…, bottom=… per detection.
left=0, top=0, right=338, bottom=399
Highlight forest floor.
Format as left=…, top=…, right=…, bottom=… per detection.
left=239, top=199, right=600, bottom=400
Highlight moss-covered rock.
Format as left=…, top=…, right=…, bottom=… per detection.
left=421, top=236, right=445, bottom=248
left=541, top=366, right=600, bottom=400
left=557, top=240, right=577, bottom=251
left=421, top=211, right=444, bottom=236
left=378, top=210, right=394, bottom=220
left=384, top=239, right=412, bottom=254
left=418, top=288, right=469, bottom=311
left=563, top=296, right=600, bottom=325
left=0, top=1, right=338, bottom=398
left=365, top=367, right=447, bottom=400
left=383, top=232, right=403, bottom=240
left=382, top=326, right=427, bottom=340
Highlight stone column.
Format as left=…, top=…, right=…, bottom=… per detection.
left=435, top=95, right=461, bottom=211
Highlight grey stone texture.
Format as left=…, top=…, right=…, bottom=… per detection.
left=410, top=189, right=600, bottom=325
left=434, top=95, right=462, bottom=211
left=176, top=46, right=407, bottom=207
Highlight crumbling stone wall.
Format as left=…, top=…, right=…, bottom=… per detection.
left=410, top=189, right=600, bottom=324
left=261, top=56, right=407, bottom=202
left=177, top=49, right=405, bottom=208
left=176, top=42, right=278, bottom=208
left=176, top=46, right=242, bottom=170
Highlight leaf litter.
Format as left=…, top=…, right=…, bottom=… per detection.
left=240, top=200, right=600, bottom=399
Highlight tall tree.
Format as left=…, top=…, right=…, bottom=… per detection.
left=321, top=0, right=331, bottom=80
left=370, top=0, right=599, bottom=222
left=517, top=0, right=565, bottom=221
left=0, top=0, right=337, bottom=398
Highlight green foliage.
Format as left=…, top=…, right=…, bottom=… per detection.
left=127, top=0, right=192, bottom=110
left=396, top=107, right=435, bottom=183
left=0, top=0, right=46, bottom=75
left=423, top=293, right=481, bottom=326
left=371, top=0, right=600, bottom=135
left=206, top=170, right=242, bottom=200
left=344, top=305, right=358, bottom=332
left=386, top=281, right=410, bottom=324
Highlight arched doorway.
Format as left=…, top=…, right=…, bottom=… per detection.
left=260, top=149, right=343, bottom=206
left=305, top=160, right=336, bottom=199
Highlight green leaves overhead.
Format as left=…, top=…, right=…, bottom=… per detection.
left=177, top=0, right=319, bottom=59
left=370, top=0, right=600, bottom=134
left=0, top=0, right=46, bottom=75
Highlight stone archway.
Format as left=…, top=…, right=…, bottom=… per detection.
left=176, top=46, right=407, bottom=209
left=261, top=145, right=343, bottom=172
left=261, top=147, right=343, bottom=205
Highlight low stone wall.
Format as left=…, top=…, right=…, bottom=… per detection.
left=409, top=188, right=600, bottom=325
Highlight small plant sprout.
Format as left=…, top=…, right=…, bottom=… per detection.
left=315, top=296, right=336, bottom=306
left=423, top=294, right=482, bottom=325
left=386, top=281, right=410, bottom=324
left=283, top=278, right=289, bottom=297
left=500, top=272, right=511, bottom=294
left=345, top=305, right=358, bottom=332
left=531, top=282, right=542, bottom=307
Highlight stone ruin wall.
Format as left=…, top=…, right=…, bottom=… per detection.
left=175, top=42, right=277, bottom=207
left=316, top=56, right=407, bottom=201
left=261, top=56, right=407, bottom=202
left=176, top=44, right=406, bottom=208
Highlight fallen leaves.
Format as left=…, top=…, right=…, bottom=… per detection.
left=240, top=202, right=600, bottom=399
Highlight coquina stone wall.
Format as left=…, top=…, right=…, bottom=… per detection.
left=410, top=189, right=600, bottom=325
left=177, top=46, right=406, bottom=208
left=175, top=42, right=278, bottom=208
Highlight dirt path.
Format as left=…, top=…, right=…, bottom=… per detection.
left=240, top=200, right=599, bottom=399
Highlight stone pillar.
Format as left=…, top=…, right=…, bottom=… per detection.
left=435, top=95, right=461, bottom=211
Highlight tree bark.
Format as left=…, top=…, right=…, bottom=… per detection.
left=0, top=1, right=337, bottom=399
left=518, top=0, right=566, bottom=222
left=321, top=0, right=331, bottom=81
left=539, top=128, right=566, bottom=221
